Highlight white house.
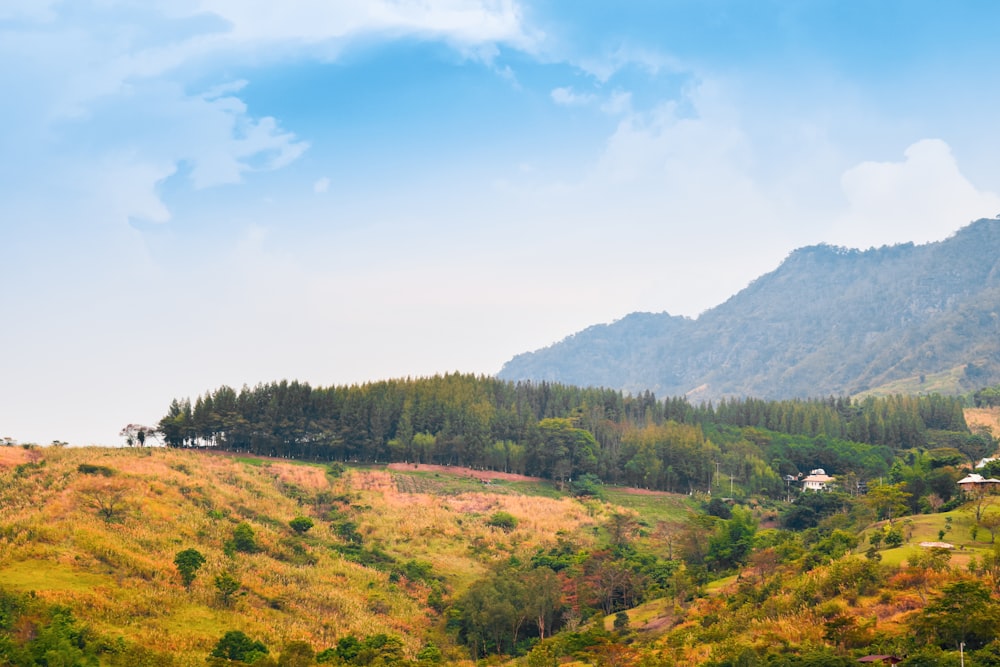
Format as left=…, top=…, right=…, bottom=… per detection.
left=957, top=473, right=1000, bottom=494
left=801, top=468, right=835, bottom=491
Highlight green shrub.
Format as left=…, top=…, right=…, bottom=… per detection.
left=486, top=511, right=518, bottom=532
left=77, top=463, right=114, bottom=477
left=231, top=522, right=258, bottom=553
left=210, top=630, right=267, bottom=663
left=289, top=516, right=314, bottom=534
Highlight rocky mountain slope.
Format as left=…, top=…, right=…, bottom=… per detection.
left=498, top=218, right=1000, bottom=400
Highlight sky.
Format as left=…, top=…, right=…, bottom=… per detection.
left=3, top=1, right=1000, bottom=446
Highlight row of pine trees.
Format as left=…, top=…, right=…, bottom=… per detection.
left=156, top=375, right=979, bottom=496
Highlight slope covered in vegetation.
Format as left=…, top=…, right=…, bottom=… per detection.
left=6, top=440, right=1000, bottom=666
left=4, top=382, right=1000, bottom=666
left=499, top=218, right=1000, bottom=401
left=156, top=374, right=984, bottom=502
left=0, top=445, right=688, bottom=665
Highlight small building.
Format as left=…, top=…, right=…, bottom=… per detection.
left=801, top=468, right=834, bottom=492
left=977, top=457, right=998, bottom=469
left=957, top=473, right=1000, bottom=494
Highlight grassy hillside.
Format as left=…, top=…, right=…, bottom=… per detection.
left=7, top=441, right=1000, bottom=666
left=967, top=406, right=1000, bottom=440
left=0, top=446, right=691, bottom=665
left=854, top=364, right=970, bottom=399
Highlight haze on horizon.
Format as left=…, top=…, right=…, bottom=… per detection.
left=3, top=1, right=1000, bottom=446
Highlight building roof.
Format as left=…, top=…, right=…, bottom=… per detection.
left=958, top=473, right=1000, bottom=485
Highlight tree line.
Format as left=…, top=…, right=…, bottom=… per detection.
left=155, top=374, right=980, bottom=495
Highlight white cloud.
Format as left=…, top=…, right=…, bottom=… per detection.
left=572, top=44, right=685, bottom=83
left=594, top=80, right=749, bottom=186
left=832, top=139, right=1000, bottom=248
left=0, top=0, right=58, bottom=22
left=552, top=86, right=631, bottom=116
left=93, top=156, right=176, bottom=224
left=313, top=177, right=331, bottom=194
left=0, top=1, right=531, bottom=232
left=196, top=0, right=533, bottom=51
left=551, top=86, right=594, bottom=106
left=600, top=90, right=631, bottom=115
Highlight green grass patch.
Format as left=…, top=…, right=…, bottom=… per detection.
left=603, top=597, right=675, bottom=631
left=599, top=487, right=692, bottom=524
left=0, top=560, right=109, bottom=592
left=705, top=574, right=737, bottom=594
left=159, top=602, right=231, bottom=640
left=388, top=468, right=564, bottom=499
left=857, top=507, right=999, bottom=567
left=503, top=480, right=564, bottom=498
left=235, top=456, right=266, bottom=467
left=390, top=470, right=485, bottom=495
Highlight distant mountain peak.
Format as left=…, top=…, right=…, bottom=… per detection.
left=498, top=218, right=1000, bottom=399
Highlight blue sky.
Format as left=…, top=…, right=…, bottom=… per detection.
left=3, top=1, right=1000, bottom=446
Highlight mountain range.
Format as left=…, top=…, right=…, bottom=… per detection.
left=498, top=217, right=1000, bottom=401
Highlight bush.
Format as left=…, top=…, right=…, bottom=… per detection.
left=486, top=511, right=518, bottom=532
left=214, top=572, right=241, bottom=606
left=77, top=463, right=114, bottom=477
left=231, top=522, right=258, bottom=553
left=174, top=548, right=206, bottom=588
left=884, top=527, right=904, bottom=548
left=570, top=473, right=604, bottom=498
left=613, top=611, right=630, bottom=632
left=210, top=630, right=268, bottom=663
left=289, top=516, right=314, bottom=534
left=416, top=642, right=443, bottom=663
left=278, top=640, right=315, bottom=667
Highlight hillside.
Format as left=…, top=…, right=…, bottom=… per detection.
left=4, top=428, right=1000, bottom=665
left=0, top=446, right=687, bottom=665
left=498, top=218, right=1000, bottom=401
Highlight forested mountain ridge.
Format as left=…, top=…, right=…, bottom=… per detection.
left=498, top=218, right=1000, bottom=400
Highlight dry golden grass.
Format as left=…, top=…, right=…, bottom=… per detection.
left=0, top=448, right=443, bottom=665
left=966, top=406, right=1000, bottom=439
left=267, top=461, right=330, bottom=490
left=1, top=448, right=646, bottom=665
left=0, top=446, right=32, bottom=468
left=343, top=469, right=599, bottom=591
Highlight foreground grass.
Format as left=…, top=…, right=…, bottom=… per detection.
left=1, top=447, right=662, bottom=664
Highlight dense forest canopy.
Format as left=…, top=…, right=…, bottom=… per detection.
left=158, top=374, right=984, bottom=498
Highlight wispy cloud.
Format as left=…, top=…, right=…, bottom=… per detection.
left=197, top=0, right=534, bottom=51
left=550, top=86, right=594, bottom=106
left=0, top=1, right=533, bottom=228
